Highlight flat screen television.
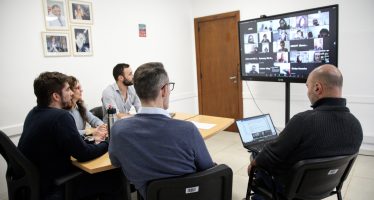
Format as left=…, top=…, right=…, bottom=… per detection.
left=238, top=5, right=338, bottom=83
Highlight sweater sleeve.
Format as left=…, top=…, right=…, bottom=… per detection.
left=190, top=124, right=214, bottom=171
left=255, top=113, right=304, bottom=173
left=56, top=112, right=108, bottom=162
left=86, top=110, right=104, bottom=127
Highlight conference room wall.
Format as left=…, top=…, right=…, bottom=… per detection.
left=0, top=0, right=197, bottom=196
left=0, top=0, right=198, bottom=137
left=191, top=0, right=374, bottom=151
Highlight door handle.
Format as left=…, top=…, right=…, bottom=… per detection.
left=229, top=76, right=237, bottom=80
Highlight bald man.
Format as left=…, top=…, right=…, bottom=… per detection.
left=248, top=64, right=363, bottom=199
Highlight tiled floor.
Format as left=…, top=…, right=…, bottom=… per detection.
left=205, top=131, right=374, bottom=200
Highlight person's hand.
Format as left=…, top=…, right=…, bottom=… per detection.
left=93, top=125, right=108, bottom=143
left=96, top=124, right=107, bottom=133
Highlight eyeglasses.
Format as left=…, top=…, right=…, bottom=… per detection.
left=162, top=82, right=175, bottom=91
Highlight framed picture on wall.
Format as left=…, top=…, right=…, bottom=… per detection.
left=69, top=0, right=93, bottom=24
left=42, top=0, right=69, bottom=30
left=71, top=26, right=93, bottom=56
left=41, top=32, right=71, bottom=57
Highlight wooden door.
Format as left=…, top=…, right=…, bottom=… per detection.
left=194, top=11, right=242, bottom=131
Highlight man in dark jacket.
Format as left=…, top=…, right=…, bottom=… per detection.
left=18, top=72, right=122, bottom=200
left=248, top=64, right=363, bottom=199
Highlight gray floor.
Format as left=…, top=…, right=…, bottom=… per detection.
left=205, top=131, right=374, bottom=200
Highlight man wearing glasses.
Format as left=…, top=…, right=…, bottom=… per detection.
left=108, top=62, right=214, bottom=199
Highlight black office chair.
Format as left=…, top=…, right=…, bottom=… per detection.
left=0, top=130, right=81, bottom=200
left=143, top=164, right=233, bottom=200
left=90, top=106, right=104, bottom=121
left=245, top=154, right=358, bottom=200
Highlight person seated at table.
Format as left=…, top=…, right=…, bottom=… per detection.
left=67, top=76, right=108, bottom=139
left=247, top=65, right=363, bottom=200
left=102, top=63, right=141, bottom=123
left=109, top=62, right=215, bottom=199
left=18, top=72, right=124, bottom=200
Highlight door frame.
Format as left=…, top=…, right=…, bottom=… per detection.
left=194, top=11, right=243, bottom=119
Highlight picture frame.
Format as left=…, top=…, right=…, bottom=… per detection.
left=71, top=26, right=93, bottom=56
left=42, top=0, right=69, bottom=30
left=69, top=0, right=93, bottom=24
left=41, top=32, right=71, bottom=57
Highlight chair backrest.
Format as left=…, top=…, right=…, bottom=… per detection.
left=284, top=154, right=357, bottom=200
left=90, top=106, right=104, bottom=121
left=0, top=130, right=40, bottom=200
left=146, top=164, right=233, bottom=200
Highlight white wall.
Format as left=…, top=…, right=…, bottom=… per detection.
left=0, top=0, right=197, bottom=197
left=191, top=0, right=374, bottom=150
left=0, top=0, right=198, bottom=136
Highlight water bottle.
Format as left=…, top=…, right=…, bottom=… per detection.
left=107, top=107, right=116, bottom=138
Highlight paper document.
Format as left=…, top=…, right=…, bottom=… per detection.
left=191, top=121, right=216, bottom=130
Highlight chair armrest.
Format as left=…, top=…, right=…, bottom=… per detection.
left=54, top=170, right=83, bottom=186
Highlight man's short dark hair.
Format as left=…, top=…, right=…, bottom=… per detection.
left=113, top=63, right=130, bottom=81
left=33, top=71, right=68, bottom=107
left=134, top=62, right=168, bottom=101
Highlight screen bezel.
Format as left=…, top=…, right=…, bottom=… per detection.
left=238, top=4, right=339, bottom=83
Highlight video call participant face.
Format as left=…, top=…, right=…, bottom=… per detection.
left=314, top=52, right=321, bottom=62
left=313, top=18, right=319, bottom=26
left=280, top=31, right=288, bottom=41
left=297, top=30, right=304, bottom=39
left=278, top=18, right=288, bottom=30
left=248, top=35, right=254, bottom=43
left=319, top=29, right=329, bottom=37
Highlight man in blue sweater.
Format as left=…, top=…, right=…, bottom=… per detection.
left=109, top=62, right=214, bottom=199
left=247, top=64, right=363, bottom=199
left=18, top=72, right=123, bottom=200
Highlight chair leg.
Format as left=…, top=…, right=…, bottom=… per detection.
left=65, top=182, right=74, bottom=200
left=337, top=191, right=342, bottom=200
left=137, top=190, right=144, bottom=200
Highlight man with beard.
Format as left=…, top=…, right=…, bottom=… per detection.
left=102, top=63, right=141, bottom=122
left=18, top=72, right=123, bottom=200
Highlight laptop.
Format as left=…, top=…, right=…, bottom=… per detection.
left=236, top=114, right=278, bottom=153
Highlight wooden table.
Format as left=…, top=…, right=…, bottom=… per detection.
left=187, top=115, right=234, bottom=139
left=71, top=113, right=234, bottom=174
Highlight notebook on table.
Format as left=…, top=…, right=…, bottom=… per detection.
left=236, top=114, right=278, bottom=153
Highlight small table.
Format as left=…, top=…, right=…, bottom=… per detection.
left=72, top=113, right=234, bottom=174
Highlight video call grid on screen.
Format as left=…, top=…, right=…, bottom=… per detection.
left=239, top=5, right=338, bottom=83
left=236, top=115, right=277, bottom=144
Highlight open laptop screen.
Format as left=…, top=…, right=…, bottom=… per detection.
left=236, top=114, right=277, bottom=144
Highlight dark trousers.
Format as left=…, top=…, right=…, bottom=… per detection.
left=73, top=168, right=125, bottom=200
left=251, top=153, right=284, bottom=200
left=45, top=168, right=125, bottom=200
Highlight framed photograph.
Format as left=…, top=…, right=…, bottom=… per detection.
left=42, top=0, right=69, bottom=30
left=69, top=1, right=93, bottom=24
left=71, top=26, right=93, bottom=56
left=41, top=32, right=71, bottom=57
